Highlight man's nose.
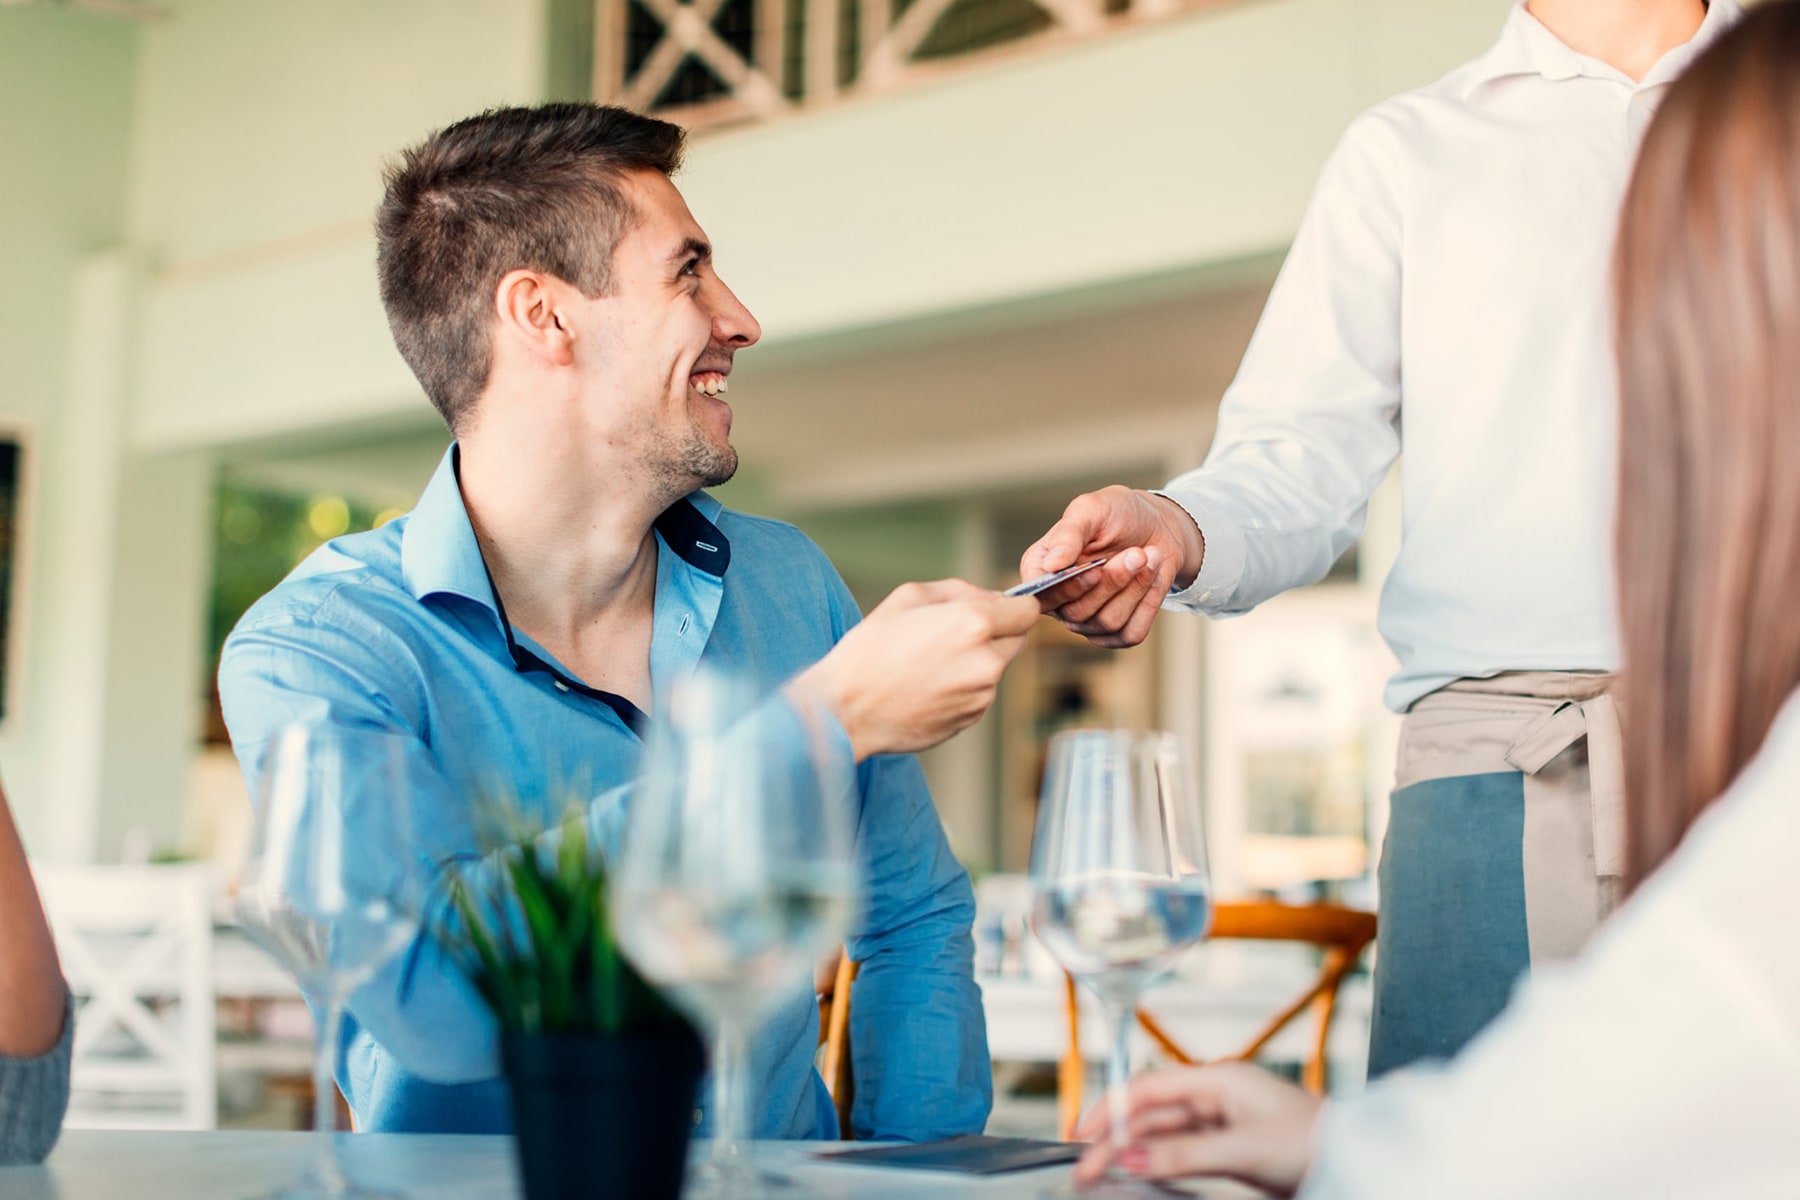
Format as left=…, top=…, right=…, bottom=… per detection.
left=710, top=278, right=761, bottom=348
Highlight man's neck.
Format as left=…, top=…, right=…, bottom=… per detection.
left=456, top=418, right=673, bottom=647
left=1528, top=0, right=1707, bottom=82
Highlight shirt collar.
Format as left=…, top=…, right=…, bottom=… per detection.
left=399, top=444, right=734, bottom=616
left=656, top=489, right=732, bottom=577
left=1461, top=0, right=1742, bottom=99
left=1639, top=0, right=1740, bottom=89
left=400, top=444, right=493, bottom=611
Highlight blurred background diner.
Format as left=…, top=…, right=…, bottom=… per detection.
left=0, top=0, right=1520, bottom=1141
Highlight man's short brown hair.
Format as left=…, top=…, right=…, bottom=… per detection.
left=376, top=103, right=686, bottom=433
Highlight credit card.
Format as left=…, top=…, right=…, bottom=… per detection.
left=1004, top=557, right=1109, bottom=597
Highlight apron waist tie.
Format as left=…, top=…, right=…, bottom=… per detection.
left=1500, top=692, right=1625, bottom=879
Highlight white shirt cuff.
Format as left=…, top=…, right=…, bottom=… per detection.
left=1151, top=489, right=1246, bottom=612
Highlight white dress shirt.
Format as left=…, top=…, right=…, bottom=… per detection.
left=1161, top=0, right=1740, bottom=711
left=1301, top=688, right=1800, bottom=1199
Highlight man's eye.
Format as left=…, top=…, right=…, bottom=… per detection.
left=680, top=258, right=701, bottom=278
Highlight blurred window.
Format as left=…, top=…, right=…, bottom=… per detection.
left=203, top=479, right=385, bottom=744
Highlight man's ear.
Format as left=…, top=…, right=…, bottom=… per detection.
left=494, top=269, right=576, bottom=368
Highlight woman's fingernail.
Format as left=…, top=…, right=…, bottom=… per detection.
left=1118, top=1147, right=1149, bottom=1174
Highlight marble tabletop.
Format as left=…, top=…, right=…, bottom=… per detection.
left=3, top=1130, right=1267, bottom=1199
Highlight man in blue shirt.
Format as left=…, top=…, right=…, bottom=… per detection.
left=218, top=103, right=1039, bottom=1141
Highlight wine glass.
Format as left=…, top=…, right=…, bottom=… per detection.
left=236, top=723, right=426, bottom=1200
left=1029, top=729, right=1212, bottom=1193
left=612, top=675, right=859, bottom=1200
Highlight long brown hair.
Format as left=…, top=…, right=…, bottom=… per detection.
left=1615, top=0, right=1800, bottom=889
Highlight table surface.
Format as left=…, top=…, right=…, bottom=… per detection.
left=4, top=1131, right=1266, bottom=1199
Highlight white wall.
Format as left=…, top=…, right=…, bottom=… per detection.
left=680, top=0, right=1505, bottom=343
left=0, top=8, right=139, bottom=853
left=129, top=0, right=554, bottom=451
left=95, top=445, right=214, bottom=861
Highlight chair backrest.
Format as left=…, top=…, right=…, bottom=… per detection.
left=815, top=949, right=858, bottom=1139
left=32, top=863, right=218, bottom=1131
left=1058, top=900, right=1376, bottom=1139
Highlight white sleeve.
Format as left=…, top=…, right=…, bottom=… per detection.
left=1162, top=111, right=1405, bottom=615
left=1299, top=713, right=1800, bottom=1200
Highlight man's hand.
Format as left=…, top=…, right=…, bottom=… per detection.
left=1017, top=486, right=1203, bottom=649
left=1072, top=1062, right=1323, bottom=1197
left=793, top=580, right=1039, bottom=760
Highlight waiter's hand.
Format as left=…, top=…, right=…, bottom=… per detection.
left=1072, top=1062, right=1322, bottom=1197
left=1018, top=486, right=1203, bottom=649
left=792, top=579, right=1039, bottom=761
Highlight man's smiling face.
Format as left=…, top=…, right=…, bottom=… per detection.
left=573, top=169, right=761, bottom=496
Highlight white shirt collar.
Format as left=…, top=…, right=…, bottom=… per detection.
left=1460, top=0, right=1743, bottom=100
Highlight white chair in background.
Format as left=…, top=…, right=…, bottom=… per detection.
left=33, top=863, right=218, bottom=1131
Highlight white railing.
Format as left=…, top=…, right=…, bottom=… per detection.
left=594, top=0, right=1245, bottom=130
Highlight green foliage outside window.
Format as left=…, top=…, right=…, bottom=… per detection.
left=204, top=478, right=393, bottom=740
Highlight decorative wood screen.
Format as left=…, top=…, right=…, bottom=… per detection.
left=594, top=0, right=1231, bottom=129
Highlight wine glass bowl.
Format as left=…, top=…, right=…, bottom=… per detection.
left=613, top=675, right=858, bottom=1199
left=1031, top=868, right=1213, bottom=986
left=236, top=723, right=425, bottom=1200
left=620, top=872, right=854, bottom=1031
left=1028, top=729, right=1212, bottom=1193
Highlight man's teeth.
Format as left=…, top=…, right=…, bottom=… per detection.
left=692, top=375, right=728, bottom=397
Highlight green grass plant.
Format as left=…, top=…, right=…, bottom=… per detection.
left=437, top=804, right=687, bottom=1038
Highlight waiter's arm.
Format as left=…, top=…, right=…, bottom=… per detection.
left=1022, top=111, right=1406, bottom=644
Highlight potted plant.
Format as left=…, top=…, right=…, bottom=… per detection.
left=438, top=806, right=704, bottom=1200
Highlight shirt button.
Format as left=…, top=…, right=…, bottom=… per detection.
left=553, top=679, right=570, bottom=692
left=693, top=1108, right=704, bottom=1127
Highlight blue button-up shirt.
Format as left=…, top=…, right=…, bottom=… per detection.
left=219, top=447, right=991, bottom=1140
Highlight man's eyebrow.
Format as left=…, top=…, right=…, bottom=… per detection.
left=667, top=237, right=711, bottom=266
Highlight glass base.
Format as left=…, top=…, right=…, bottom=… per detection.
left=683, top=1160, right=799, bottom=1200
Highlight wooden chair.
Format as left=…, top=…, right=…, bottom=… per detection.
left=1058, top=901, right=1377, bottom=1139
left=815, top=949, right=859, bottom=1139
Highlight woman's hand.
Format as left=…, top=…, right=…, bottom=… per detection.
left=1072, top=1062, right=1325, bottom=1197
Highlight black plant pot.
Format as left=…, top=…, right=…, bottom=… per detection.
left=502, top=1027, right=706, bottom=1200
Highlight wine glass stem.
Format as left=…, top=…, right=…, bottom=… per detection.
left=311, top=996, right=348, bottom=1191
left=1096, top=988, right=1138, bottom=1157
left=709, top=1019, right=752, bottom=1178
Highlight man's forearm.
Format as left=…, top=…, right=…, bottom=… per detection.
left=0, top=790, right=67, bottom=1060
left=848, top=934, right=991, bottom=1140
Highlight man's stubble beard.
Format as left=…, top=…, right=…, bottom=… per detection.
left=654, top=425, right=737, bottom=493
left=685, top=432, right=737, bottom=489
